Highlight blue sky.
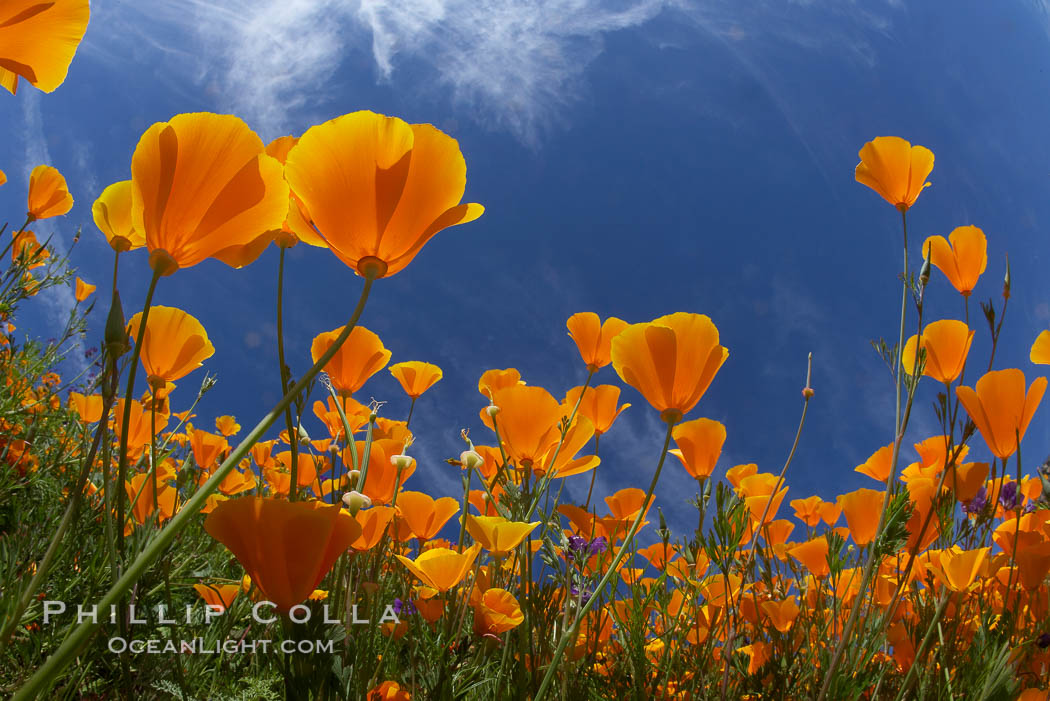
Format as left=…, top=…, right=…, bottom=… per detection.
left=2, top=0, right=1048, bottom=536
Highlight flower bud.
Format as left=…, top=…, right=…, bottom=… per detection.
left=460, top=450, right=484, bottom=471
left=391, top=454, right=414, bottom=471
left=1003, top=255, right=1011, bottom=300
left=297, top=425, right=311, bottom=445
left=802, top=386, right=815, bottom=400
left=347, top=469, right=361, bottom=484
left=342, top=490, right=371, bottom=515
left=103, top=291, right=130, bottom=360
left=486, top=404, right=500, bottom=419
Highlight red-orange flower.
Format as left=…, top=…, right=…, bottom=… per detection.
left=131, top=112, right=288, bottom=275
left=0, top=0, right=90, bottom=95
left=311, top=325, right=391, bottom=396
left=93, top=180, right=145, bottom=252
left=563, top=385, right=630, bottom=437
left=127, top=306, right=214, bottom=388
left=389, top=361, right=443, bottom=399
left=668, top=417, right=726, bottom=480
left=901, top=319, right=974, bottom=384
left=956, top=369, right=1046, bottom=459
left=283, top=110, right=484, bottom=279
left=611, top=312, right=728, bottom=424
left=566, top=313, right=628, bottom=372
left=204, top=497, right=360, bottom=612
left=923, top=226, right=987, bottom=297
left=855, top=137, right=934, bottom=212
left=27, top=165, right=73, bottom=221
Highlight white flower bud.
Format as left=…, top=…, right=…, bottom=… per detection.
left=486, top=404, right=500, bottom=418
left=460, top=450, right=484, bottom=471
left=342, top=490, right=371, bottom=515
left=347, top=469, right=361, bottom=484
left=391, top=454, right=414, bottom=471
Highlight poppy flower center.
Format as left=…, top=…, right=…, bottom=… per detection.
left=356, top=256, right=388, bottom=279
left=148, top=249, right=180, bottom=277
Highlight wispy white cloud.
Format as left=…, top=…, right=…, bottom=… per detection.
left=83, top=0, right=669, bottom=142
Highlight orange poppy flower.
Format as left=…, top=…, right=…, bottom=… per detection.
left=189, top=427, right=229, bottom=473
left=215, top=415, right=240, bottom=437
left=92, top=180, right=145, bottom=252
left=725, top=463, right=758, bottom=488
left=264, top=135, right=328, bottom=250
left=0, top=169, right=5, bottom=186
left=956, top=369, right=1046, bottom=459
left=478, top=368, right=525, bottom=400
left=395, top=543, right=482, bottom=593
left=855, top=443, right=894, bottom=483
left=668, top=417, right=726, bottom=481
left=367, top=681, right=411, bottom=700
left=74, top=277, right=95, bottom=302
left=472, top=588, right=524, bottom=636
left=901, top=319, right=974, bottom=384
left=0, top=0, right=89, bottom=95
left=310, top=325, right=390, bottom=396
left=606, top=487, right=653, bottom=528
left=389, top=361, right=443, bottom=399
left=272, top=451, right=319, bottom=490
left=1015, top=541, right=1050, bottom=591
left=216, top=466, right=256, bottom=496
left=836, top=488, right=884, bottom=546
left=945, top=461, right=988, bottom=503
left=112, top=399, right=168, bottom=461
left=536, top=416, right=599, bottom=479
left=939, top=546, right=989, bottom=592
left=464, top=515, right=539, bottom=557
left=854, top=136, right=934, bottom=212
left=761, top=598, right=800, bottom=634
left=790, top=496, right=824, bottom=528
left=125, top=473, right=177, bottom=527
left=68, top=391, right=102, bottom=423
left=204, top=497, right=360, bottom=612
left=395, top=491, right=459, bottom=541
left=11, top=230, right=50, bottom=270
left=313, top=395, right=370, bottom=440
left=283, top=111, right=484, bottom=279
left=922, top=226, right=987, bottom=297
left=739, top=473, right=789, bottom=526
left=636, top=543, right=677, bottom=570
left=563, top=385, right=630, bottom=436
left=566, top=313, right=629, bottom=372
left=27, top=165, right=73, bottom=221
left=193, top=583, right=239, bottom=611
left=127, top=306, right=214, bottom=389
left=350, top=505, right=396, bottom=551
left=1032, top=330, right=1050, bottom=365
left=131, top=112, right=288, bottom=275
left=788, top=537, right=830, bottom=578
left=483, top=385, right=563, bottom=468
left=611, top=312, right=728, bottom=423
left=352, top=439, right=415, bottom=505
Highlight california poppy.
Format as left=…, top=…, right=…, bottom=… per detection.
left=566, top=313, right=629, bottom=372
left=125, top=473, right=177, bottom=527
left=395, top=543, right=481, bottom=593
left=855, top=137, right=934, bottom=212
left=464, top=515, right=539, bottom=557
left=11, top=231, right=49, bottom=269
left=27, top=165, right=73, bottom=221
left=93, top=181, right=145, bottom=252
left=131, top=112, right=288, bottom=275
left=204, top=497, right=361, bottom=612
left=788, top=537, right=830, bottom=578
left=956, top=369, right=1046, bottom=459
left=668, top=417, right=726, bottom=481
left=283, top=110, right=484, bottom=279
left=837, top=488, right=884, bottom=546
left=395, top=491, right=459, bottom=541
left=0, top=0, right=90, bottom=95
left=478, top=368, right=525, bottom=400
left=611, top=312, right=729, bottom=424
left=389, top=361, right=443, bottom=399
left=68, top=391, right=102, bottom=423
left=939, top=546, right=989, bottom=592
left=74, top=277, right=95, bottom=302
left=922, top=226, right=987, bottom=297
left=483, top=385, right=563, bottom=468
left=350, top=505, right=396, bottom=551
left=901, top=319, right=974, bottom=384
left=855, top=443, right=894, bottom=483
left=310, top=325, right=391, bottom=396
left=193, top=583, right=239, bottom=611
left=1032, top=330, right=1050, bottom=365
left=472, top=588, right=524, bottom=636
left=563, top=385, right=630, bottom=436
left=126, top=306, right=214, bottom=389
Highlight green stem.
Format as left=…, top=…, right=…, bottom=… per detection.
left=534, top=419, right=676, bottom=701
left=12, top=274, right=377, bottom=700
left=115, top=267, right=163, bottom=554
left=276, top=247, right=300, bottom=500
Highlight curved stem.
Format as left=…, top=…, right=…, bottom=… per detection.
left=115, top=267, right=162, bottom=554
left=534, top=419, right=676, bottom=701
left=817, top=208, right=910, bottom=701
left=276, top=248, right=300, bottom=500
left=13, top=275, right=377, bottom=700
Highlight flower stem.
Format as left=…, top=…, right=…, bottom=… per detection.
left=534, top=419, right=675, bottom=701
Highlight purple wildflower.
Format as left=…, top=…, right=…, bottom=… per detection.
left=999, top=481, right=1021, bottom=511
left=588, top=537, right=607, bottom=556
left=392, top=598, right=416, bottom=616
left=962, top=487, right=987, bottom=515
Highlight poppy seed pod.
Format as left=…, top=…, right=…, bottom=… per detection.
left=103, top=291, right=130, bottom=360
